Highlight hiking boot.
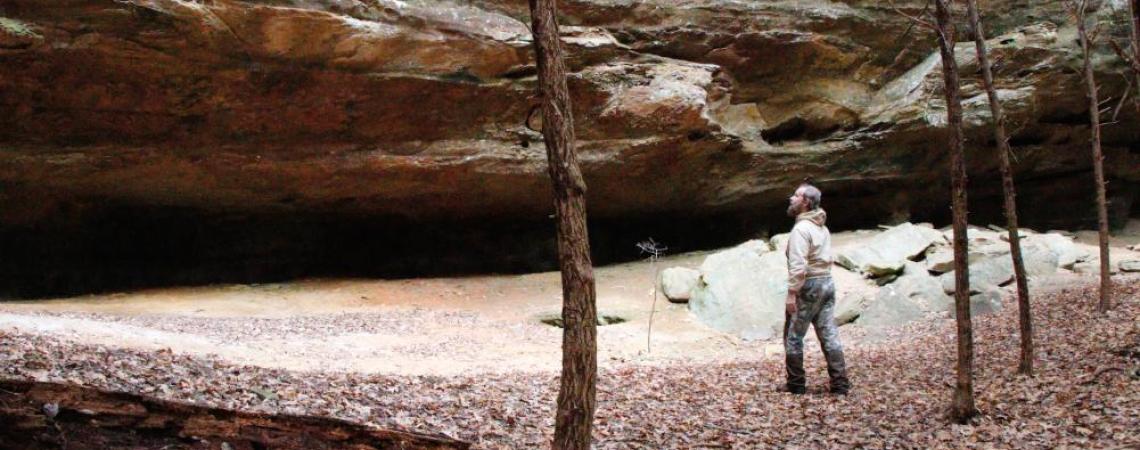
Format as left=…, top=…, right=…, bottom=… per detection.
left=824, top=350, right=850, bottom=395
left=785, top=354, right=806, bottom=394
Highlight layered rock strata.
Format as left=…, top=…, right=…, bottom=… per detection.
left=1, top=0, right=1137, bottom=295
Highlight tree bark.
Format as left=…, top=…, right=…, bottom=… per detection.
left=526, top=0, right=599, bottom=448
left=933, top=0, right=978, bottom=424
left=0, top=380, right=468, bottom=450
left=964, top=0, right=1034, bottom=375
left=1075, top=1, right=1113, bottom=313
left=1132, top=0, right=1140, bottom=110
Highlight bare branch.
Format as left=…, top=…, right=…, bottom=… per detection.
left=889, top=0, right=937, bottom=30
left=1110, top=40, right=1140, bottom=75
left=1113, top=75, right=1134, bottom=122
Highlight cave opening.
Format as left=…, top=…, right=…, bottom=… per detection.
left=0, top=173, right=1132, bottom=299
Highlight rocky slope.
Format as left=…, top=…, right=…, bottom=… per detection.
left=1, top=0, right=1138, bottom=295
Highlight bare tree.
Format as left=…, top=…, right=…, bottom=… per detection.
left=932, top=0, right=979, bottom=423
left=1131, top=0, right=1140, bottom=102
left=526, top=0, right=598, bottom=448
left=963, top=0, right=1034, bottom=375
left=1072, top=0, right=1113, bottom=313
left=1109, top=0, right=1140, bottom=99
left=892, top=0, right=978, bottom=423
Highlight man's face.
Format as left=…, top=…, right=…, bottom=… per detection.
left=787, top=187, right=807, bottom=217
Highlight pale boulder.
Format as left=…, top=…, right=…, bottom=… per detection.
left=1023, top=233, right=1090, bottom=269
left=660, top=267, right=701, bottom=303
left=689, top=240, right=787, bottom=340
left=836, top=223, right=944, bottom=274
left=1121, top=260, right=1140, bottom=272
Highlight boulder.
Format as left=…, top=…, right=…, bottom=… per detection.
left=941, top=256, right=1012, bottom=295
left=836, top=223, right=945, bottom=274
left=834, top=290, right=870, bottom=325
left=941, top=226, right=1004, bottom=244
left=896, top=262, right=954, bottom=313
left=1074, top=259, right=1120, bottom=275
left=924, top=246, right=992, bottom=273
left=940, top=244, right=1058, bottom=294
left=832, top=267, right=871, bottom=325
left=660, top=267, right=701, bottom=303
left=988, top=224, right=1033, bottom=241
left=1121, top=260, right=1140, bottom=272
left=1023, top=233, right=1090, bottom=269
left=689, top=240, right=787, bottom=340
left=929, top=227, right=1017, bottom=273
left=972, top=287, right=1005, bottom=317
left=769, top=233, right=791, bottom=254
left=950, top=287, right=1004, bottom=318
left=856, top=261, right=951, bottom=328
left=857, top=284, right=925, bottom=328
left=865, top=259, right=906, bottom=277
left=1024, top=244, right=1062, bottom=276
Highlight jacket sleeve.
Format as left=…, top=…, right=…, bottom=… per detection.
left=786, top=225, right=810, bottom=294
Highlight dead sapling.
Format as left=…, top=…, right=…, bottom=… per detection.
left=636, top=238, right=667, bottom=354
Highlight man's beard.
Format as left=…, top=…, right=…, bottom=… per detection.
left=787, top=203, right=799, bottom=217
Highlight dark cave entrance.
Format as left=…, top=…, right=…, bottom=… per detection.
left=0, top=174, right=1134, bottom=299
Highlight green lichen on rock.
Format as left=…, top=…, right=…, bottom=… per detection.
left=0, top=17, right=40, bottom=38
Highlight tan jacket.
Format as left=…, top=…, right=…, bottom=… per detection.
left=786, top=208, right=833, bottom=293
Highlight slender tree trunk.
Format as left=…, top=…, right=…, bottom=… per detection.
left=1075, top=2, right=1113, bottom=313
left=527, top=0, right=598, bottom=448
left=964, top=0, right=1034, bottom=375
left=1132, top=0, right=1140, bottom=109
left=933, top=0, right=978, bottom=424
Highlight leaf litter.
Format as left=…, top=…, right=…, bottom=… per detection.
left=1, top=276, right=1138, bottom=448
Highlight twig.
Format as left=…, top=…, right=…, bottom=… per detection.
left=703, top=423, right=754, bottom=435
left=1036, top=390, right=1058, bottom=405
left=1111, top=77, right=1132, bottom=123
left=889, top=0, right=936, bottom=30
left=1079, top=366, right=1125, bottom=385
left=603, top=438, right=654, bottom=449
left=876, top=0, right=933, bottom=86
left=637, top=239, right=667, bottom=354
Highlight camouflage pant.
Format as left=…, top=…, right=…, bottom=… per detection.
left=783, top=276, right=850, bottom=393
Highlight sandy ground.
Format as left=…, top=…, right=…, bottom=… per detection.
left=1, top=221, right=1137, bottom=376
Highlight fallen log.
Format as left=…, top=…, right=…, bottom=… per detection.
left=0, top=379, right=470, bottom=450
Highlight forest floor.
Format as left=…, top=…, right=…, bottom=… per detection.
left=0, top=226, right=1138, bottom=448
left=1, top=276, right=1137, bottom=448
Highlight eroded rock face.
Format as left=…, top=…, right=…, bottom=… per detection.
left=0, top=0, right=1138, bottom=294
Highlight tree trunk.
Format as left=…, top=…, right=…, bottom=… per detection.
left=964, top=0, right=1034, bottom=375
left=1132, top=0, right=1140, bottom=110
left=1075, top=1, right=1113, bottom=313
left=526, top=0, right=598, bottom=449
left=933, top=0, right=978, bottom=424
left=0, top=380, right=468, bottom=450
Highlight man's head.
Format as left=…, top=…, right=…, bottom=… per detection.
left=787, top=183, right=822, bottom=217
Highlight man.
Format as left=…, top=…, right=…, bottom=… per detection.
left=782, top=182, right=850, bottom=395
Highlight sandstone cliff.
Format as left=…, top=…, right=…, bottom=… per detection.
left=0, top=0, right=1137, bottom=295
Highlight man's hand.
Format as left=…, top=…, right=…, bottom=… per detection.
left=785, top=292, right=798, bottom=315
